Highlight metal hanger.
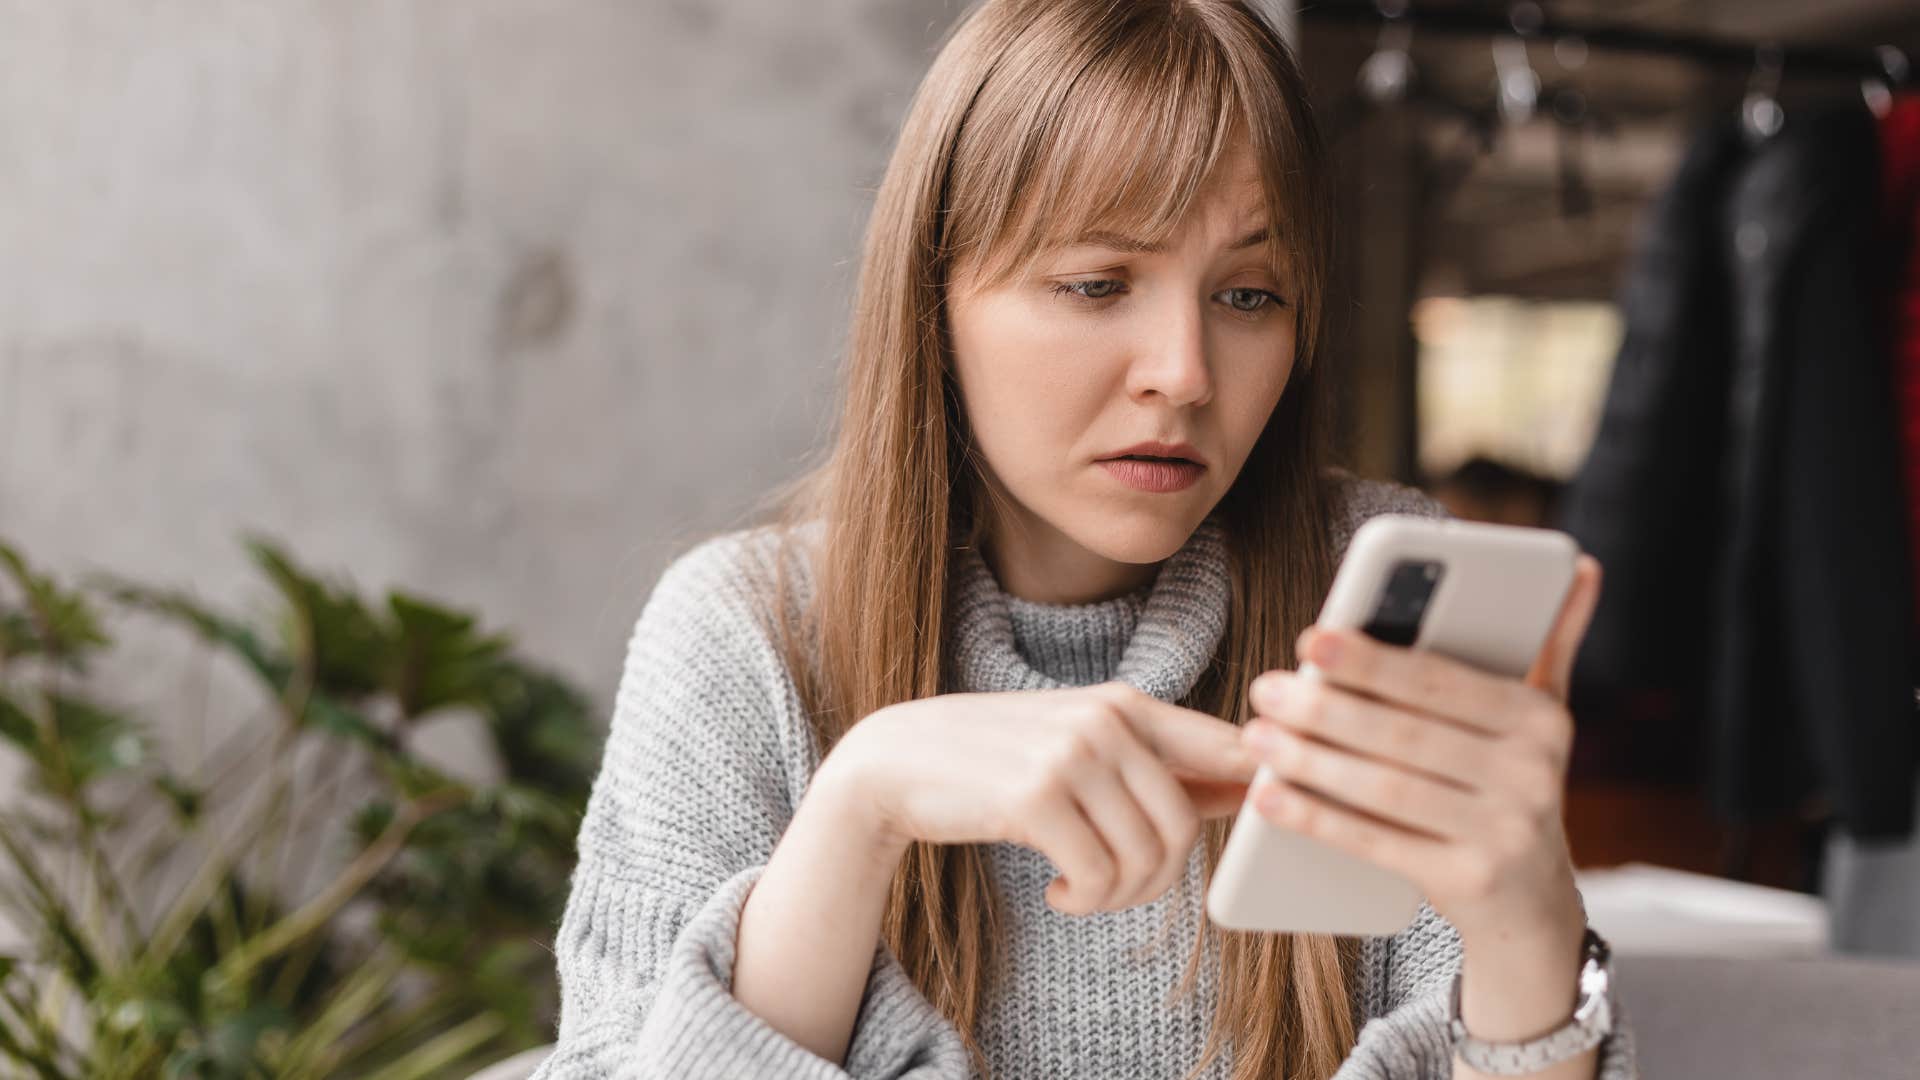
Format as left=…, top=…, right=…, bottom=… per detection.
left=1862, top=44, right=1910, bottom=119
left=1741, top=43, right=1786, bottom=142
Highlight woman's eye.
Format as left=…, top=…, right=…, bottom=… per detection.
left=1050, top=279, right=1124, bottom=302
left=1223, top=287, right=1288, bottom=314
left=1048, top=279, right=1289, bottom=315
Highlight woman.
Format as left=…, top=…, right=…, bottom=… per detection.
left=533, top=1, right=1636, bottom=1078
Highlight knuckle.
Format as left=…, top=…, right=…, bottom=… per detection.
left=1370, top=770, right=1411, bottom=810
left=1072, top=700, right=1127, bottom=742
left=1048, top=729, right=1105, bottom=774
left=1090, top=681, right=1142, bottom=710
left=1016, top=768, right=1068, bottom=813
left=1382, top=712, right=1423, bottom=757
left=1269, top=729, right=1306, bottom=773
left=1415, top=664, right=1452, bottom=705
left=1292, top=683, right=1329, bottom=730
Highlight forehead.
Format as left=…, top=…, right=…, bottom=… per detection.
left=1200, top=138, right=1264, bottom=197
left=949, top=125, right=1288, bottom=296
left=1068, top=139, right=1271, bottom=244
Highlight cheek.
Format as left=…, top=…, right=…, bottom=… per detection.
left=1218, top=337, right=1296, bottom=451
left=950, top=297, right=1111, bottom=460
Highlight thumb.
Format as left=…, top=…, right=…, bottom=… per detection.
left=1526, top=552, right=1603, bottom=702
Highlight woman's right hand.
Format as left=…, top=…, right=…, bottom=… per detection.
left=818, top=681, right=1260, bottom=916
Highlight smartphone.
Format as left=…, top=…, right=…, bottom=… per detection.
left=1205, top=513, right=1580, bottom=936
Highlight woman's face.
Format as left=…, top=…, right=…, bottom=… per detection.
left=945, top=141, right=1297, bottom=602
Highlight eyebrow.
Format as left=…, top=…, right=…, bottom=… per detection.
left=1067, top=225, right=1276, bottom=255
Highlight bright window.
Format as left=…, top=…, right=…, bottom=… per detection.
left=1413, top=294, right=1623, bottom=481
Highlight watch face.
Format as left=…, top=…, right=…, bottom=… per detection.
left=1573, top=949, right=1614, bottom=1030
left=1582, top=992, right=1614, bottom=1037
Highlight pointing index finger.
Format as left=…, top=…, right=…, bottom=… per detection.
left=1096, top=683, right=1259, bottom=783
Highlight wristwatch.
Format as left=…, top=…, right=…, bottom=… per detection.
left=1448, top=926, right=1616, bottom=1075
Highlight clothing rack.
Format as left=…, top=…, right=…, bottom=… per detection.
left=1299, top=0, right=1911, bottom=86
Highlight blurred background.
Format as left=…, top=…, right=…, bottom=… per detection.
left=2, top=1, right=1918, bottom=1077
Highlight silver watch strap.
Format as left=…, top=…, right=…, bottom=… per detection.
left=1447, top=927, right=1616, bottom=1075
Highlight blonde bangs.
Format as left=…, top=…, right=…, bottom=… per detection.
left=940, top=1, right=1327, bottom=360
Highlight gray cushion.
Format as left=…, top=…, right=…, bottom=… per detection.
left=1614, top=953, right=1920, bottom=1079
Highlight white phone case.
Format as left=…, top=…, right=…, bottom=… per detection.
left=1205, top=513, right=1579, bottom=936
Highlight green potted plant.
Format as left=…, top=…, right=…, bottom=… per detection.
left=0, top=536, right=599, bottom=1079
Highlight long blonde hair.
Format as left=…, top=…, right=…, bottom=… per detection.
left=755, top=2, right=1355, bottom=1076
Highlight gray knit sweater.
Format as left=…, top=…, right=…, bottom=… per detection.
left=532, top=475, right=1638, bottom=1079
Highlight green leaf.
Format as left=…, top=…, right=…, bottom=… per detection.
left=105, top=995, right=191, bottom=1040
left=244, top=537, right=390, bottom=700
left=467, top=939, right=541, bottom=1032
left=102, top=581, right=292, bottom=693
left=350, top=801, right=397, bottom=845
left=0, top=688, right=144, bottom=797
left=0, top=610, right=39, bottom=659
left=481, top=783, right=577, bottom=840
left=0, top=539, right=111, bottom=667
left=160, top=1045, right=216, bottom=1079
left=301, top=693, right=393, bottom=751
left=479, top=661, right=599, bottom=796
left=0, top=690, right=37, bottom=754
left=386, top=592, right=512, bottom=720
left=47, top=693, right=145, bottom=789
left=202, top=1000, right=293, bottom=1074
left=151, top=773, right=203, bottom=824
left=374, top=754, right=458, bottom=801
left=0, top=822, right=104, bottom=992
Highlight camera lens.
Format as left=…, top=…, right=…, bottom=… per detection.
left=1360, top=559, right=1443, bottom=647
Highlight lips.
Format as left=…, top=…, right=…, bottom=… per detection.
left=1096, top=441, right=1206, bottom=494
left=1099, top=440, right=1205, bottom=467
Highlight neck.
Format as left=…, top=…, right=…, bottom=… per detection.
left=981, top=504, right=1161, bottom=605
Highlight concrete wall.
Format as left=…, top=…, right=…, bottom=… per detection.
left=0, top=0, right=960, bottom=729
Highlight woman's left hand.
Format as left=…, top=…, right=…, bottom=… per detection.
left=1240, top=554, right=1603, bottom=945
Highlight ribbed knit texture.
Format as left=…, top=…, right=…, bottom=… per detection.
left=531, top=473, right=1638, bottom=1079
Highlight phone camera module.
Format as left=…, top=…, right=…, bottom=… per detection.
left=1360, top=559, right=1443, bottom=646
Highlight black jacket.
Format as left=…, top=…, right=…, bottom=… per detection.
left=1562, top=103, right=1918, bottom=840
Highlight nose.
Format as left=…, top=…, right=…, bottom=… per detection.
left=1124, top=294, right=1213, bottom=408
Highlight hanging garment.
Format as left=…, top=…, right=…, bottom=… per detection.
left=1711, top=100, right=1916, bottom=841
left=1882, top=94, right=1920, bottom=625
left=1558, top=113, right=1748, bottom=783
left=1563, top=103, right=1918, bottom=842
left=1820, top=92, right=1920, bottom=960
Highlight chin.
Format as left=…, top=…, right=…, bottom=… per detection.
left=1061, top=499, right=1211, bottom=564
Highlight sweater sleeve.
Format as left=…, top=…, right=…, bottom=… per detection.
left=530, top=532, right=975, bottom=1080
left=1333, top=899, right=1639, bottom=1080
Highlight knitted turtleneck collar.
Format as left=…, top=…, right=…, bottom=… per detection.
left=946, top=513, right=1232, bottom=702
